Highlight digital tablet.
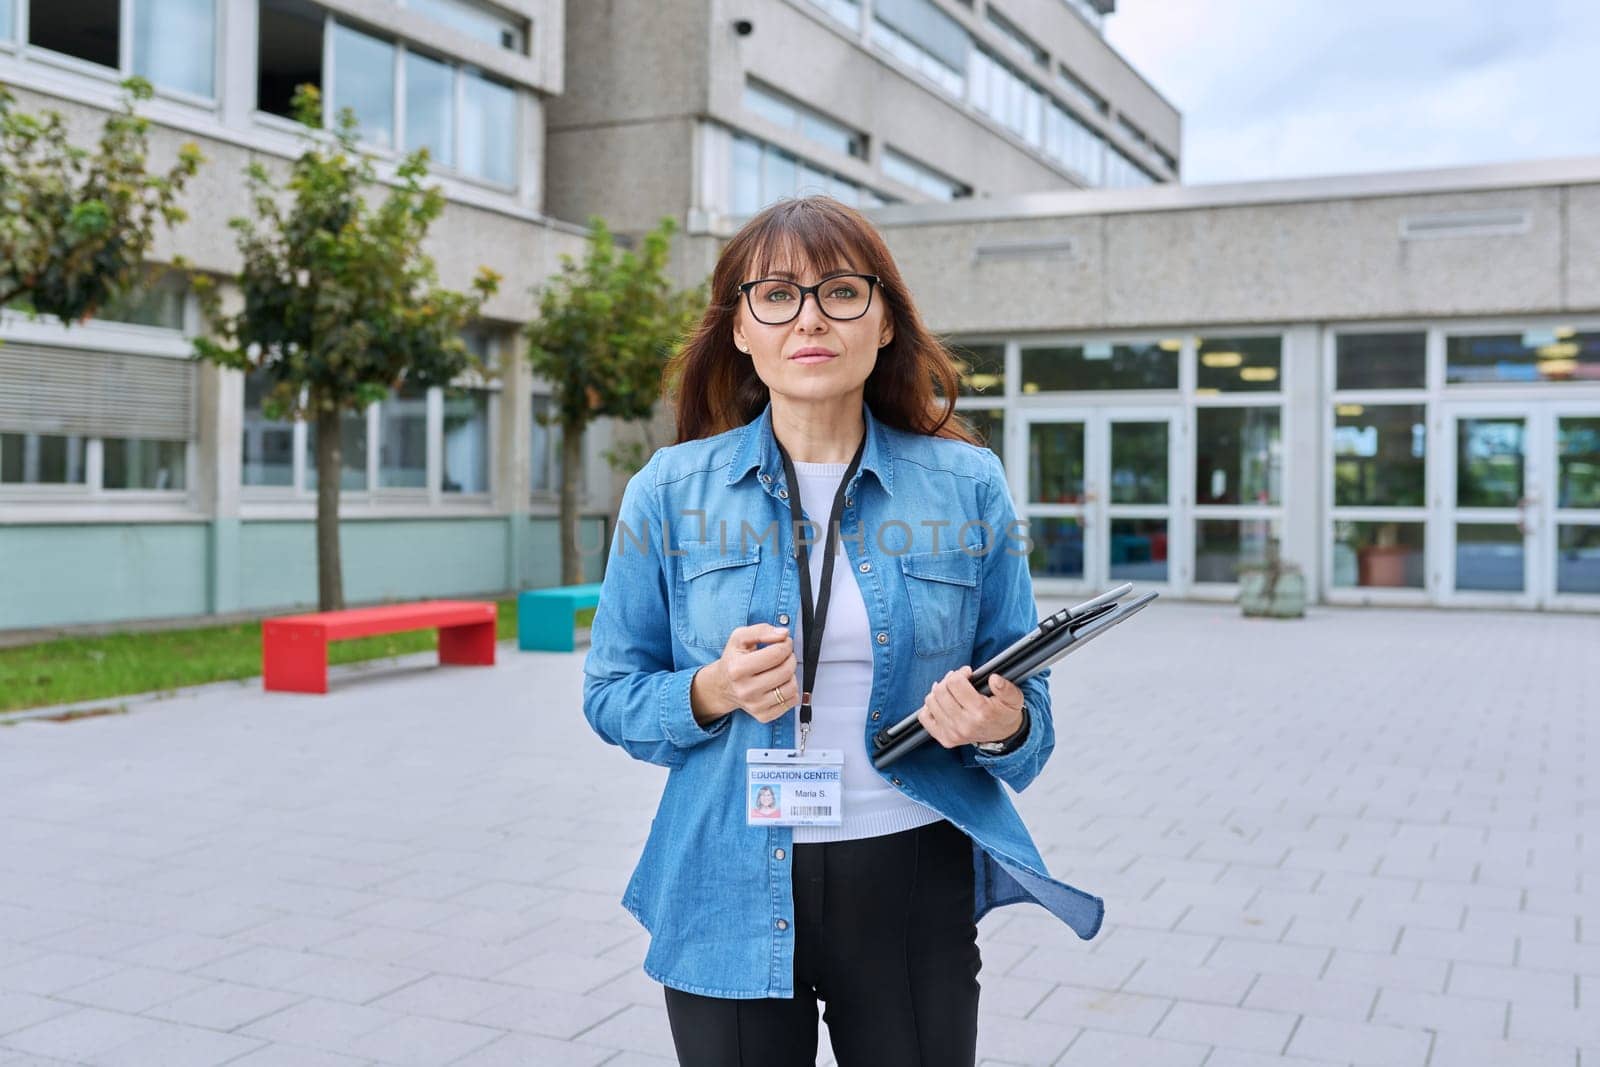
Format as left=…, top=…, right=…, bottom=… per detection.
left=870, top=587, right=1158, bottom=770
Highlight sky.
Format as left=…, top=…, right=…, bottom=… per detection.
left=1103, top=0, right=1600, bottom=185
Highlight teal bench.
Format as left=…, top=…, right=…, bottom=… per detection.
left=518, top=583, right=603, bottom=651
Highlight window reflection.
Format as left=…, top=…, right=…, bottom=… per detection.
left=1333, top=404, right=1425, bottom=507
left=1109, top=421, right=1167, bottom=504
left=1020, top=340, right=1179, bottom=392
left=379, top=388, right=428, bottom=489
left=1455, top=418, right=1524, bottom=508
left=442, top=388, right=490, bottom=493
left=1195, top=407, right=1280, bottom=505
left=1557, top=417, right=1600, bottom=509
left=1197, top=337, right=1281, bottom=393
left=1028, top=422, right=1084, bottom=503
left=1336, top=333, right=1426, bottom=390
left=1027, top=517, right=1083, bottom=579
left=1455, top=523, right=1524, bottom=592
left=1446, top=330, right=1600, bottom=384
left=1195, top=519, right=1275, bottom=583
left=1332, top=522, right=1424, bottom=589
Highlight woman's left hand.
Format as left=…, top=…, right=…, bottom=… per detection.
left=916, top=666, right=1025, bottom=749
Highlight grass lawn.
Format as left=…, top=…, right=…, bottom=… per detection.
left=0, top=600, right=597, bottom=714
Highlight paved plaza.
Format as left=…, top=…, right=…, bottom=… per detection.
left=0, top=600, right=1596, bottom=1066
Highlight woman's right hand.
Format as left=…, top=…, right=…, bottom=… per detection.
left=690, top=623, right=797, bottom=725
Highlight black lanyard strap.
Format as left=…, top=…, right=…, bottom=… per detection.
left=775, top=425, right=866, bottom=755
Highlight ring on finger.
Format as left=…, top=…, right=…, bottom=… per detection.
left=770, top=685, right=786, bottom=709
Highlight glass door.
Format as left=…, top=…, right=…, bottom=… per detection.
left=1021, top=409, right=1094, bottom=595
left=1103, top=411, right=1180, bottom=589
left=1020, top=408, right=1182, bottom=595
left=1550, top=405, right=1600, bottom=607
left=1438, top=401, right=1600, bottom=608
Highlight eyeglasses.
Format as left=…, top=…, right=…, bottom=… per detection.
left=737, top=273, right=881, bottom=325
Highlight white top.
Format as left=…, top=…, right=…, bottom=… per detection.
left=787, top=460, right=942, bottom=843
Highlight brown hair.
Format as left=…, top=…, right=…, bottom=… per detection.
left=664, top=196, right=981, bottom=446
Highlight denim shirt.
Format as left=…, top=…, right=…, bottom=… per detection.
left=581, top=399, right=1105, bottom=999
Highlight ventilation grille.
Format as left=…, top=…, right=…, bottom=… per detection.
left=1399, top=208, right=1531, bottom=240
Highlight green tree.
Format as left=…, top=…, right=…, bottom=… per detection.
left=525, top=216, right=704, bottom=585
left=0, top=77, right=202, bottom=322
left=192, top=86, right=500, bottom=611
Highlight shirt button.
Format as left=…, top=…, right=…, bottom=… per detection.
left=858, top=561, right=871, bottom=573
left=778, top=614, right=790, bottom=625
left=870, top=710, right=881, bottom=721
left=845, top=496, right=853, bottom=506
left=876, top=632, right=888, bottom=644
left=760, top=473, right=772, bottom=483
left=777, top=488, right=788, bottom=499
left=890, top=777, right=902, bottom=787
left=774, top=848, right=786, bottom=860
left=775, top=918, right=789, bottom=931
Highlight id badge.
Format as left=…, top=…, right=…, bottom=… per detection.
left=745, top=749, right=844, bottom=827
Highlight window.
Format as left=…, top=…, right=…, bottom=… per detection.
left=0, top=433, right=87, bottom=484
left=406, top=0, right=526, bottom=53
left=242, top=371, right=295, bottom=487
left=332, top=22, right=396, bottom=148
left=1334, top=405, right=1426, bottom=508
left=882, top=147, right=969, bottom=201
left=744, top=81, right=867, bottom=160
left=257, top=3, right=520, bottom=187
left=460, top=69, right=518, bottom=187
left=441, top=388, right=490, bottom=493
left=871, top=0, right=968, bottom=99
left=729, top=131, right=888, bottom=218
left=30, top=0, right=119, bottom=68
left=1104, top=145, right=1155, bottom=188
left=1055, top=66, right=1106, bottom=117
left=802, top=0, right=861, bottom=31
left=258, top=0, right=323, bottom=119
left=948, top=342, right=1004, bottom=397
left=1197, top=337, right=1281, bottom=393
left=985, top=5, right=1046, bottom=68
left=405, top=51, right=456, bottom=167
left=1, top=0, right=13, bottom=41
left=29, top=0, right=215, bottom=97
left=1446, top=328, right=1600, bottom=384
left=1196, top=408, right=1281, bottom=506
left=1043, top=99, right=1104, bottom=183
left=378, top=387, right=429, bottom=488
left=531, top=393, right=588, bottom=496
left=103, top=437, right=187, bottom=490
left=93, top=270, right=188, bottom=329
left=133, top=0, right=215, bottom=97
left=969, top=46, right=1043, bottom=147
left=305, top=408, right=370, bottom=490
left=1020, top=341, right=1180, bottom=392
left=0, top=342, right=194, bottom=493
left=1336, top=332, right=1426, bottom=390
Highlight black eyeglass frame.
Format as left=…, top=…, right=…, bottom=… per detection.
left=736, top=272, right=883, bottom=325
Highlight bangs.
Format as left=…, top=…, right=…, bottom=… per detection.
left=741, top=205, right=875, bottom=285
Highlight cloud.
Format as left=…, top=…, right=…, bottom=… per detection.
left=1105, top=0, right=1600, bottom=183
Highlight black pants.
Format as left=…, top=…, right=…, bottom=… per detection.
left=662, top=819, right=981, bottom=1067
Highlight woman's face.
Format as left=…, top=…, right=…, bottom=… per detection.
left=757, top=787, right=776, bottom=809
left=731, top=251, right=894, bottom=406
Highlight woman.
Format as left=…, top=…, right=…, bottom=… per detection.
left=582, top=196, right=1103, bottom=1067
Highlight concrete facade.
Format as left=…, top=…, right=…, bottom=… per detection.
left=871, top=158, right=1600, bottom=613
left=546, top=0, right=1181, bottom=240
left=0, top=0, right=627, bottom=634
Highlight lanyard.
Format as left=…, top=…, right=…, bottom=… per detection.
left=775, top=425, right=866, bottom=756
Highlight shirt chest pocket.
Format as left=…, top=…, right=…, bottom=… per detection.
left=672, top=543, right=762, bottom=651
left=898, top=546, right=980, bottom=658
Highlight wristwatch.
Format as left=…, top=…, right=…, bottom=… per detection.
left=975, top=705, right=1030, bottom=756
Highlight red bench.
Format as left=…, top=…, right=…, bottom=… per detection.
left=262, top=600, right=497, bottom=694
